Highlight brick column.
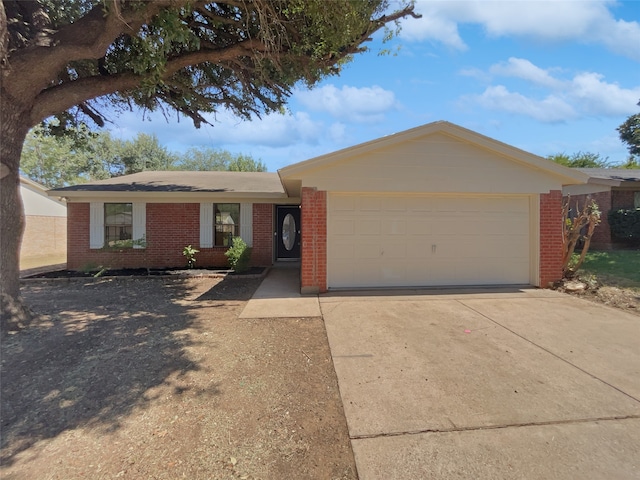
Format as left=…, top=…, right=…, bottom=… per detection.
left=300, top=187, right=327, bottom=294
left=252, top=203, right=273, bottom=266
left=539, top=190, right=563, bottom=287
left=67, top=203, right=90, bottom=270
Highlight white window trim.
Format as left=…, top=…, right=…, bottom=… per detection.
left=200, top=203, right=214, bottom=248
left=89, top=202, right=104, bottom=249
left=132, top=202, right=146, bottom=248
left=240, top=203, right=253, bottom=247
left=200, top=202, right=252, bottom=248
left=90, top=202, right=146, bottom=249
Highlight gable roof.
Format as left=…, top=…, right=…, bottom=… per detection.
left=278, top=121, right=588, bottom=192
left=577, top=168, right=640, bottom=184
left=48, top=171, right=286, bottom=198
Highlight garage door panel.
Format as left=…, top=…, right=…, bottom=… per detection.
left=331, top=242, right=355, bottom=259
left=382, top=219, right=406, bottom=235
left=331, top=194, right=356, bottom=211
left=332, top=218, right=355, bottom=235
left=328, top=194, right=531, bottom=288
left=407, top=219, right=435, bottom=235
left=381, top=241, right=406, bottom=259
left=384, top=197, right=407, bottom=212
left=356, top=243, right=381, bottom=259
left=357, top=219, right=381, bottom=235
left=359, top=196, right=382, bottom=211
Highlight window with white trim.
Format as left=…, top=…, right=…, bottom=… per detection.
left=200, top=203, right=251, bottom=249
left=214, top=203, right=240, bottom=246
left=105, top=203, right=132, bottom=246
left=90, top=202, right=145, bottom=249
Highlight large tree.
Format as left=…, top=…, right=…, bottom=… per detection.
left=618, top=112, right=640, bottom=158
left=0, top=0, right=419, bottom=325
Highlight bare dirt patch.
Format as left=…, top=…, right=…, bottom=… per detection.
left=1, top=277, right=356, bottom=479
left=554, top=278, right=640, bottom=314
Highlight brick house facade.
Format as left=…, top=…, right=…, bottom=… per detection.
left=66, top=202, right=274, bottom=270
left=51, top=122, right=591, bottom=291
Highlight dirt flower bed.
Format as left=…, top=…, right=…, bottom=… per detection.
left=1, top=277, right=356, bottom=479
left=554, top=277, right=640, bottom=314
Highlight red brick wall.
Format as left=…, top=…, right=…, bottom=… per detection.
left=539, top=190, right=563, bottom=287
left=300, top=187, right=327, bottom=294
left=252, top=203, right=273, bottom=265
left=67, top=202, right=274, bottom=270
left=567, top=191, right=612, bottom=249
left=612, top=189, right=637, bottom=209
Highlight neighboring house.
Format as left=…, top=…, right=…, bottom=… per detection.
left=562, top=168, right=640, bottom=249
left=21, top=176, right=67, bottom=269
left=49, top=121, right=588, bottom=292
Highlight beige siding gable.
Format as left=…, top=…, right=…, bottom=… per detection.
left=297, top=132, right=566, bottom=194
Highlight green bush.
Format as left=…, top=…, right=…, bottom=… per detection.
left=225, top=237, right=252, bottom=273
left=608, top=208, right=640, bottom=241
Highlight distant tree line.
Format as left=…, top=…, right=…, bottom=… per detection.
left=20, top=125, right=266, bottom=188
left=549, top=106, right=640, bottom=169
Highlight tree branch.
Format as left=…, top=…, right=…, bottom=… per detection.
left=5, top=1, right=187, bottom=102
left=30, top=39, right=267, bottom=123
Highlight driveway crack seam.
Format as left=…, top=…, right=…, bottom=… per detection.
left=457, top=300, right=640, bottom=404
left=350, top=414, right=640, bottom=440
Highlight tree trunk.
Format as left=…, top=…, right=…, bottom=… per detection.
left=1, top=102, right=31, bottom=331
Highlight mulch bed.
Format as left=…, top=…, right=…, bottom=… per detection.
left=23, top=266, right=267, bottom=279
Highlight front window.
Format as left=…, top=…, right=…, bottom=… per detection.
left=105, top=203, right=132, bottom=247
left=215, top=203, right=239, bottom=246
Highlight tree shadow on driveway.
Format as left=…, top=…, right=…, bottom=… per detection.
left=1, top=277, right=219, bottom=467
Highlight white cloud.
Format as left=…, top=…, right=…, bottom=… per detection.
left=109, top=109, right=325, bottom=151
left=569, top=72, right=640, bottom=116
left=403, top=0, right=640, bottom=61
left=466, top=85, right=576, bottom=122
left=463, top=58, right=640, bottom=122
left=399, top=13, right=466, bottom=50
left=294, top=84, right=397, bottom=122
left=489, top=58, right=565, bottom=89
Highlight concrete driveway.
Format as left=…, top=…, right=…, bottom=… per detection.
left=321, top=288, right=640, bottom=479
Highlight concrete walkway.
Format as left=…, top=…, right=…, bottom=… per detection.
left=239, top=262, right=321, bottom=318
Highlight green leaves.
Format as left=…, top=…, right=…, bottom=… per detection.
left=547, top=151, right=611, bottom=168
left=20, top=124, right=269, bottom=188
left=617, top=112, right=640, bottom=157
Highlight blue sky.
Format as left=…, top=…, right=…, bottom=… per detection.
left=108, top=0, right=640, bottom=172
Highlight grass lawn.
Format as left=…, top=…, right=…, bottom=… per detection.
left=578, top=250, right=640, bottom=289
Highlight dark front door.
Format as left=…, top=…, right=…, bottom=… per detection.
left=276, top=206, right=301, bottom=259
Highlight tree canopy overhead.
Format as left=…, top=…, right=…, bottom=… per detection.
left=2, top=0, right=418, bottom=132
left=0, top=0, right=419, bottom=325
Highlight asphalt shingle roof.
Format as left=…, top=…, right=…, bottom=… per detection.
left=578, top=168, right=640, bottom=183
left=49, top=171, right=285, bottom=194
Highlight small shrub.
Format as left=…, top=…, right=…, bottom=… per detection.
left=80, top=262, right=99, bottom=274
left=183, top=245, right=199, bottom=269
left=608, top=208, right=640, bottom=241
left=225, top=237, right=252, bottom=273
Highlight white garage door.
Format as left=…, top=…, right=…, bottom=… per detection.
left=328, top=194, right=531, bottom=288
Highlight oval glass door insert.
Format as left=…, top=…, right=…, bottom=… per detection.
left=282, top=213, right=296, bottom=251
